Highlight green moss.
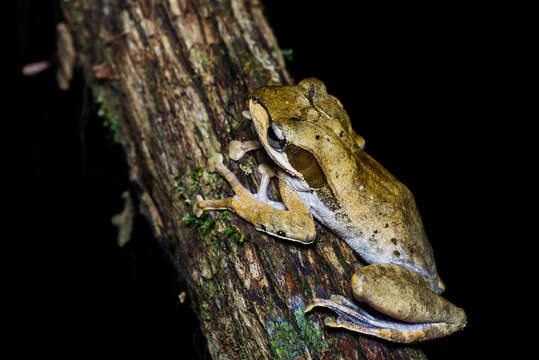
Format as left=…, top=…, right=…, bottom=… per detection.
left=190, top=167, right=205, bottom=180
left=174, top=167, right=245, bottom=243
left=74, top=11, right=84, bottom=24
left=281, top=48, right=294, bottom=62
left=183, top=210, right=244, bottom=245
left=95, top=87, right=123, bottom=144
left=223, top=225, right=245, bottom=244
left=102, top=111, right=121, bottom=143
left=266, top=304, right=330, bottom=359
left=183, top=211, right=219, bottom=235
left=267, top=318, right=303, bottom=359
left=199, top=302, right=211, bottom=321
left=173, top=168, right=222, bottom=204
left=292, top=306, right=330, bottom=355
left=205, top=173, right=223, bottom=196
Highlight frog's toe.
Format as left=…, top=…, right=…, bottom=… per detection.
left=228, top=140, right=261, bottom=161
left=306, top=297, right=376, bottom=324
left=323, top=316, right=338, bottom=328
left=207, top=153, right=224, bottom=173
left=323, top=315, right=368, bottom=332
left=193, top=195, right=205, bottom=217
left=322, top=315, right=410, bottom=342
left=306, top=295, right=465, bottom=343
left=228, top=141, right=244, bottom=161
left=329, top=294, right=360, bottom=311
left=322, top=315, right=391, bottom=337
left=241, top=110, right=251, bottom=120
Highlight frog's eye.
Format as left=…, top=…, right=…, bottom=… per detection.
left=267, top=124, right=287, bottom=151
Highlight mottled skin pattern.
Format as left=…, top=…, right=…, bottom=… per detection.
left=196, top=78, right=466, bottom=343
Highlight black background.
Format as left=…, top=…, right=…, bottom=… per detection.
left=9, top=1, right=517, bottom=359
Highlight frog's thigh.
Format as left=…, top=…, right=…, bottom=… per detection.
left=350, top=263, right=466, bottom=342
left=352, top=264, right=465, bottom=324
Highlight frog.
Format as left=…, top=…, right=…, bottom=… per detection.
left=194, top=78, right=466, bottom=343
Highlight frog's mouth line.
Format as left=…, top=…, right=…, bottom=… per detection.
left=248, top=98, right=304, bottom=180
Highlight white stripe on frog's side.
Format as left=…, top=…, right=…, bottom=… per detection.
left=254, top=226, right=312, bottom=244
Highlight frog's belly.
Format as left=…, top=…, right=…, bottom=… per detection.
left=308, top=192, right=376, bottom=261
left=285, top=176, right=378, bottom=264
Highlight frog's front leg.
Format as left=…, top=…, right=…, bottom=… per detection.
left=228, top=111, right=262, bottom=160
left=306, top=264, right=466, bottom=343
left=195, top=153, right=316, bottom=243
left=228, top=140, right=261, bottom=161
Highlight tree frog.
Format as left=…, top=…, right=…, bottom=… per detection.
left=194, top=78, right=466, bottom=343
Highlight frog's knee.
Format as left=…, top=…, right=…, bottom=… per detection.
left=257, top=164, right=276, bottom=178
left=293, top=213, right=316, bottom=243
left=350, top=271, right=365, bottom=298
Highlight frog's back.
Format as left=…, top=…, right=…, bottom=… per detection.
left=345, top=150, right=439, bottom=287
left=261, top=78, right=440, bottom=287
left=306, top=138, right=440, bottom=288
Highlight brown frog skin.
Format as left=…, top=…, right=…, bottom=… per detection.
left=194, top=78, right=466, bottom=343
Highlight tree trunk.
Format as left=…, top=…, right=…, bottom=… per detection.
left=61, top=1, right=427, bottom=359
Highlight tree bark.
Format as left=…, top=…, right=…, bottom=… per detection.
left=61, top=1, right=427, bottom=359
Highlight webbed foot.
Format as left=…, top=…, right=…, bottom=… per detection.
left=306, top=264, right=466, bottom=343
left=228, top=140, right=262, bottom=161
left=306, top=295, right=443, bottom=343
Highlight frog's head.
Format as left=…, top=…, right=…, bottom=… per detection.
left=248, top=78, right=343, bottom=181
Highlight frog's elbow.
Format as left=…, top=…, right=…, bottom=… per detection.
left=301, top=221, right=317, bottom=243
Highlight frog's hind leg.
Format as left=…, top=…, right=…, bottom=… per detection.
left=306, top=296, right=443, bottom=343
left=306, top=264, right=467, bottom=343
left=195, top=154, right=316, bottom=243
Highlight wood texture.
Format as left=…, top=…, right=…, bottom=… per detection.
left=61, top=1, right=427, bottom=359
